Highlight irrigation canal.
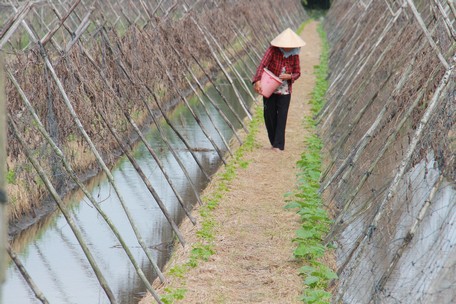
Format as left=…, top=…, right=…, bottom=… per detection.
left=3, top=75, right=253, bottom=304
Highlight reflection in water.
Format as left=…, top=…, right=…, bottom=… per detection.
left=3, top=74, right=253, bottom=304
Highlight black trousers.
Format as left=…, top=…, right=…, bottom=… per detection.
left=263, top=93, right=291, bottom=150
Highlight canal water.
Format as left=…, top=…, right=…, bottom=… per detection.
left=2, top=71, right=255, bottom=304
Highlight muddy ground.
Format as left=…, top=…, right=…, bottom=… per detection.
left=140, top=20, right=322, bottom=304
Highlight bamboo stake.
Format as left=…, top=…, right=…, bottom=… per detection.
left=324, top=63, right=444, bottom=244
left=96, top=28, right=211, bottom=182
left=335, top=56, right=454, bottom=275
left=40, top=0, right=81, bottom=46
left=7, top=245, right=49, bottom=304
left=240, top=16, right=269, bottom=52
left=123, top=111, right=197, bottom=224
left=320, top=13, right=400, bottom=131
left=219, top=28, right=256, bottom=81
left=433, top=0, right=456, bottom=40
left=372, top=176, right=444, bottom=298
left=205, top=27, right=257, bottom=104
left=184, top=76, right=234, bottom=157
left=0, top=2, right=33, bottom=49
left=8, top=118, right=117, bottom=304
left=229, top=22, right=261, bottom=62
left=0, top=53, right=6, bottom=301
left=172, top=45, right=242, bottom=146
left=184, top=57, right=243, bottom=146
left=323, top=22, right=409, bottom=145
left=144, top=89, right=206, bottom=205
left=159, top=57, right=228, bottom=166
left=316, top=22, right=368, bottom=122
left=155, top=34, right=235, bottom=157
left=95, top=106, right=186, bottom=246
left=20, top=20, right=167, bottom=295
left=406, top=0, right=450, bottom=69
left=320, top=58, right=414, bottom=191
left=448, top=0, right=456, bottom=20
left=64, top=10, right=92, bottom=53
left=190, top=52, right=249, bottom=133
left=364, top=56, right=453, bottom=239
left=206, top=15, right=256, bottom=80
left=146, top=80, right=212, bottom=180
left=70, top=35, right=198, bottom=225
left=87, top=25, right=206, bottom=204
left=7, top=70, right=166, bottom=286
left=190, top=15, right=253, bottom=120
left=132, top=30, right=227, bottom=166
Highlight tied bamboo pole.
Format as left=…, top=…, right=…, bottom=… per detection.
left=7, top=245, right=49, bottom=304
left=95, top=105, right=186, bottom=246
left=7, top=69, right=166, bottom=286
left=13, top=10, right=165, bottom=299
left=324, top=63, right=444, bottom=245
left=8, top=118, right=117, bottom=304
left=334, top=55, right=454, bottom=279
left=0, top=53, right=7, bottom=302
left=372, top=176, right=444, bottom=300
left=176, top=47, right=243, bottom=146
left=189, top=15, right=253, bottom=120
left=95, top=26, right=211, bottom=182
left=189, top=52, right=249, bottom=133
left=159, top=56, right=228, bottom=166
left=69, top=36, right=197, bottom=226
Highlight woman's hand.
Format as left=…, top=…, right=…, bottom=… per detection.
left=279, top=73, right=292, bottom=81
left=254, top=81, right=262, bottom=94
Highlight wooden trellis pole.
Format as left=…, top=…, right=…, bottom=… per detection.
left=372, top=176, right=444, bottom=300
left=94, top=105, right=187, bottom=246
left=94, top=27, right=212, bottom=182
left=0, top=53, right=7, bottom=303
left=189, top=52, right=249, bottom=133
left=324, top=63, right=444, bottom=244
left=6, top=245, right=49, bottom=304
left=334, top=57, right=454, bottom=277
left=32, top=10, right=178, bottom=281
left=189, top=15, right=253, bottom=120
left=7, top=69, right=166, bottom=288
left=8, top=118, right=117, bottom=304
left=174, top=47, right=243, bottom=146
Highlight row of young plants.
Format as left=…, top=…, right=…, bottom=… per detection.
left=285, top=23, right=337, bottom=304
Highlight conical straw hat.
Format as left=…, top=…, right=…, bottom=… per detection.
left=270, top=28, right=306, bottom=48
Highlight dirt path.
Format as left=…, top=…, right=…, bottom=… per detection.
left=140, top=20, right=322, bottom=304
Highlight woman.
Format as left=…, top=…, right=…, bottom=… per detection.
left=252, top=28, right=305, bottom=151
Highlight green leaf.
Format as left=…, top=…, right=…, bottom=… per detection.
left=284, top=201, right=302, bottom=209
left=304, top=275, right=320, bottom=287
left=318, top=265, right=338, bottom=280
left=298, top=265, right=316, bottom=275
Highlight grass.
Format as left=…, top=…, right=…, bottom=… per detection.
left=285, top=22, right=336, bottom=304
